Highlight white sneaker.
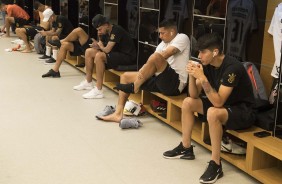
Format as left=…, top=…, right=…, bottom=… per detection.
left=82, top=87, right=104, bottom=99
left=11, top=39, right=23, bottom=44
left=73, top=80, right=94, bottom=90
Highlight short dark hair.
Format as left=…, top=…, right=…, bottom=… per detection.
left=34, top=1, right=42, bottom=10
left=159, top=19, right=177, bottom=29
left=196, top=33, right=223, bottom=54
left=92, top=14, right=109, bottom=28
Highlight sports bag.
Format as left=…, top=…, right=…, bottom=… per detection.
left=242, top=62, right=275, bottom=130
left=242, top=62, right=269, bottom=109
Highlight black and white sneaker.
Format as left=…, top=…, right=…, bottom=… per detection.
left=163, top=142, right=195, bottom=160
left=199, top=160, right=223, bottom=184
left=44, top=58, right=56, bottom=65
left=38, top=54, right=51, bottom=61
left=42, top=69, right=60, bottom=78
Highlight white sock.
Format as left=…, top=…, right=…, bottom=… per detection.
left=46, top=46, right=51, bottom=56
left=52, top=49, right=58, bottom=60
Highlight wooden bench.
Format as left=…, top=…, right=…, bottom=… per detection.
left=63, top=54, right=282, bottom=184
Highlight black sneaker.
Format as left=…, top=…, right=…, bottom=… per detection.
left=75, top=63, right=85, bottom=67
left=199, top=160, right=223, bottom=184
left=48, top=39, right=61, bottom=48
left=163, top=142, right=195, bottom=160
left=44, top=58, right=56, bottom=65
left=38, top=54, right=51, bottom=61
left=42, top=69, right=60, bottom=78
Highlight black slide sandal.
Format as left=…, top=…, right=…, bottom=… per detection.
left=114, top=83, right=135, bottom=94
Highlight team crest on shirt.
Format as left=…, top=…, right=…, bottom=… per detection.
left=58, top=23, right=62, bottom=28
left=227, top=73, right=236, bottom=83
left=110, top=34, right=115, bottom=40
left=16, top=23, right=19, bottom=27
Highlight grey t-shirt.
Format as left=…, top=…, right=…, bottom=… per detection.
left=226, top=0, right=257, bottom=61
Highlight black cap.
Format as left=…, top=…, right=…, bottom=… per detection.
left=92, top=14, right=109, bottom=28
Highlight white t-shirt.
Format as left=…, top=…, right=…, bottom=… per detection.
left=268, top=3, right=282, bottom=78
left=155, top=33, right=190, bottom=84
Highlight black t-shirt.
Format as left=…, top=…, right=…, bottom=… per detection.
left=203, top=55, right=254, bottom=106
left=104, top=24, right=136, bottom=60
left=52, top=15, right=74, bottom=38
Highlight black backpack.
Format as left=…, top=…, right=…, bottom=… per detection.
left=242, top=62, right=274, bottom=130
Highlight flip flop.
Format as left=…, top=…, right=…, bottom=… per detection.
left=96, top=105, right=116, bottom=119
left=113, top=83, right=135, bottom=94
left=119, top=118, right=142, bottom=129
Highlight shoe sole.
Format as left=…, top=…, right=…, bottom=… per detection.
left=163, top=155, right=195, bottom=160
left=73, top=87, right=94, bottom=91
left=199, top=172, right=223, bottom=184
left=42, top=76, right=60, bottom=78
left=44, top=62, right=56, bottom=65
left=39, top=59, right=51, bottom=61
left=82, top=95, right=103, bottom=99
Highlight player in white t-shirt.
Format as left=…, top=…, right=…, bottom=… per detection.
left=268, top=3, right=282, bottom=78
left=98, top=19, right=190, bottom=122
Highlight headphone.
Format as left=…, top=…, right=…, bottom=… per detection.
left=213, top=51, right=217, bottom=57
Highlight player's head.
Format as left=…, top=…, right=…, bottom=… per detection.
left=158, top=19, right=177, bottom=43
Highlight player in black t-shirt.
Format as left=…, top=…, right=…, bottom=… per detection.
left=163, top=33, right=256, bottom=184
left=74, top=14, right=136, bottom=99
left=37, top=8, right=74, bottom=64
left=42, top=14, right=136, bottom=100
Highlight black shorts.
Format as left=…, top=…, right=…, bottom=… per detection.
left=25, top=26, right=44, bottom=41
left=200, top=97, right=255, bottom=130
left=105, top=52, right=135, bottom=69
left=140, top=65, right=181, bottom=96
left=70, top=38, right=92, bottom=56
left=59, top=34, right=68, bottom=40
left=14, top=18, right=29, bottom=28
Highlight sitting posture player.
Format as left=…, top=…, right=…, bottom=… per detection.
left=98, top=19, right=190, bottom=121
left=37, top=8, right=74, bottom=64
left=15, top=1, right=50, bottom=53
left=42, top=14, right=136, bottom=101
left=163, top=33, right=255, bottom=184
left=0, top=2, right=30, bottom=37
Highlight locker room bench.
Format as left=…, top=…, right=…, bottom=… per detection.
left=64, top=54, right=282, bottom=184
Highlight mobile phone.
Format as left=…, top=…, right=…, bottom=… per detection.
left=254, top=131, right=271, bottom=138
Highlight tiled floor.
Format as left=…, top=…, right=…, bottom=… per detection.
left=0, top=33, right=260, bottom=183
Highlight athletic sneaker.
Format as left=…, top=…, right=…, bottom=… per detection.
left=82, top=87, right=103, bottom=99
left=44, top=58, right=56, bottom=65
left=38, top=54, right=51, bottom=61
left=42, top=69, right=60, bottom=78
left=96, top=105, right=116, bottom=118
left=73, top=80, right=94, bottom=90
left=163, top=142, right=195, bottom=160
left=119, top=118, right=142, bottom=129
left=199, top=160, right=223, bottom=184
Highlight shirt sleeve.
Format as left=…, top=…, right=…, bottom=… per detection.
left=250, top=3, right=258, bottom=32
left=57, top=17, right=64, bottom=29
left=109, top=26, right=121, bottom=43
left=221, top=64, right=242, bottom=87
left=268, top=8, right=277, bottom=35
left=170, top=34, right=190, bottom=53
